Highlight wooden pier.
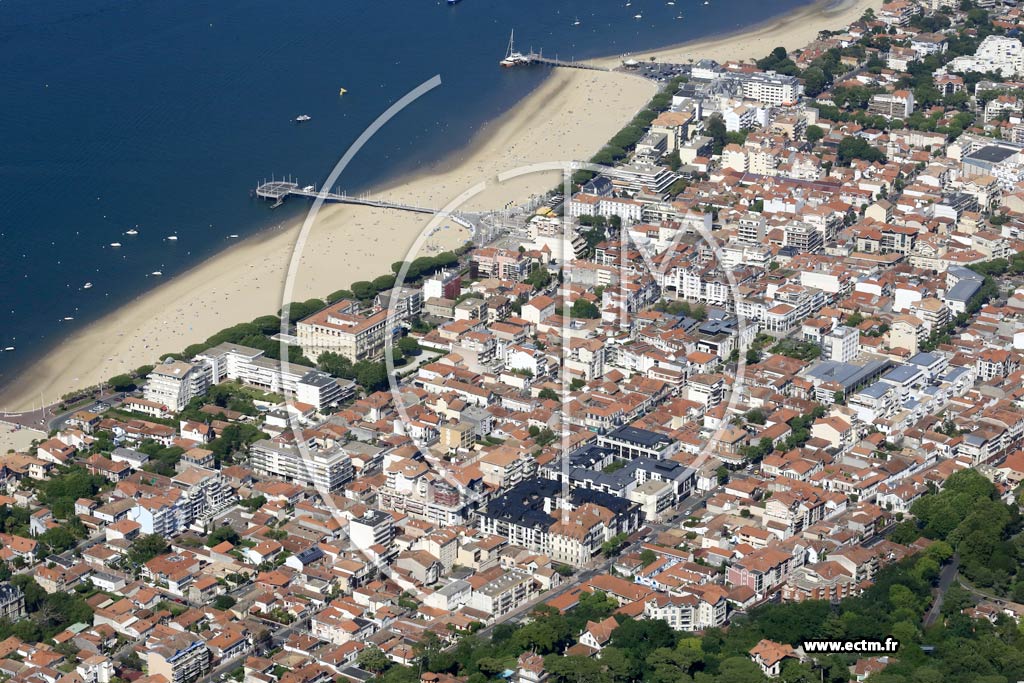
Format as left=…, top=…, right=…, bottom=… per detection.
left=254, top=179, right=475, bottom=229
left=522, top=53, right=611, bottom=72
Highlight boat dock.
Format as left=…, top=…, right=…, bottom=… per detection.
left=255, top=180, right=435, bottom=213
left=499, top=31, right=610, bottom=72
left=253, top=179, right=475, bottom=229
left=518, top=53, right=611, bottom=72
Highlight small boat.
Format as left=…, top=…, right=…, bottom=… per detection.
left=667, top=1, right=675, bottom=4
left=126, top=229, right=138, bottom=235
left=338, top=87, right=347, bottom=96
left=295, top=114, right=312, bottom=122
left=573, top=16, right=581, bottom=25
left=634, top=13, right=643, bottom=18
left=151, top=271, right=163, bottom=276
left=167, top=235, right=178, bottom=241
left=83, top=282, right=93, bottom=289
left=302, top=185, right=315, bottom=192
left=2, top=347, right=13, bottom=352
left=63, top=316, right=74, bottom=321
left=447, top=0, right=461, bottom=5
left=228, top=234, right=239, bottom=239
left=110, top=242, right=122, bottom=247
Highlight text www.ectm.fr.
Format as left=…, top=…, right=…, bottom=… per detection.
left=802, top=639, right=900, bottom=653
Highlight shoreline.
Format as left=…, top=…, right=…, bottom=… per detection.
left=593, top=0, right=881, bottom=67
left=0, top=68, right=658, bottom=412
left=0, top=0, right=883, bottom=413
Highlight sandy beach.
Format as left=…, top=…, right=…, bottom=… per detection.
left=593, top=0, right=883, bottom=67
left=0, top=69, right=656, bottom=412
left=0, top=0, right=883, bottom=413
left=0, top=423, right=45, bottom=454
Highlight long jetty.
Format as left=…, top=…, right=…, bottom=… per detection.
left=255, top=180, right=435, bottom=213
left=253, top=179, right=475, bottom=229
left=524, top=53, right=610, bottom=72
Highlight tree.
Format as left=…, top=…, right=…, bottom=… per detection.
left=609, top=618, right=677, bottom=661
left=802, top=67, right=828, bottom=97
left=538, top=388, right=560, bottom=401
left=571, top=299, right=600, bottom=319
left=128, top=534, right=169, bottom=565
left=544, top=655, right=608, bottom=683
left=640, top=549, right=657, bottom=566
left=318, top=351, right=353, bottom=379
left=601, top=533, right=628, bottom=557
left=525, top=265, right=553, bottom=290
left=213, top=595, right=237, bottom=610
left=107, top=374, right=136, bottom=392
left=353, top=361, right=389, bottom=392
left=805, top=125, right=825, bottom=145
left=207, top=526, right=240, bottom=547
left=358, top=645, right=391, bottom=674
left=397, top=337, right=421, bottom=357
left=279, top=298, right=324, bottom=323
left=705, top=114, right=728, bottom=154
left=837, top=136, right=885, bottom=165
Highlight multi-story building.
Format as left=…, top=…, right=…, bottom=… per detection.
left=295, top=369, right=353, bottom=410
left=0, top=583, right=25, bottom=621
left=423, top=269, right=463, bottom=301
left=468, top=570, right=538, bottom=618
left=470, top=247, right=532, bottom=281
left=867, top=91, right=914, bottom=119
left=730, top=70, right=803, bottom=106
left=824, top=325, right=860, bottom=363
left=348, top=508, right=395, bottom=551
left=144, top=360, right=209, bottom=412
left=170, top=467, right=235, bottom=531
left=378, top=457, right=482, bottom=526
left=604, top=163, right=679, bottom=198
left=944, top=35, right=1023, bottom=77
left=373, top=286, right=423, bottom=322
left=296, top=300, right=389, bottom=363
left=128, top=489, right=192, bottom=537
left=783, top=222, right=824, bottom=253
left=478, top=479, right=642, bottom=567
left=597, top=425, right=677, bottom=460
left=249, top=440, right=354, bottom=492
left=146, top=628, right=211, bottom=683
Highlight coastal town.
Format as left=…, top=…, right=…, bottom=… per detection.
left=3, top=0, right=1024, bottom=682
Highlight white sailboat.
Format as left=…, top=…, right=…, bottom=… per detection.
left=499, top=30, right=531, bottom=67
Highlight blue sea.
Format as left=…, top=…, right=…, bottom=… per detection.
left=0, top=0, right=811, bottom=389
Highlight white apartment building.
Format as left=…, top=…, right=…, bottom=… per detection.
left=348, top=509, right=396, bottom=551
left=250, top=440, right=354, bottom=492
left=732, top=71, right=803, bottom=107
left=170, top=467, right=236, bottom=531
left=144, top=360, right=209, bottom=412
left=825, top=325, right=860, bottom=363
left=944, top=36, right=1024, bottom=77
left=193, top=344, right=353, bottom=409
left=468, top=570, right=538, bottom=618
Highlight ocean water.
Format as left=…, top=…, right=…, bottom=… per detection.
left=0, top=0, right=810, bottom=389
